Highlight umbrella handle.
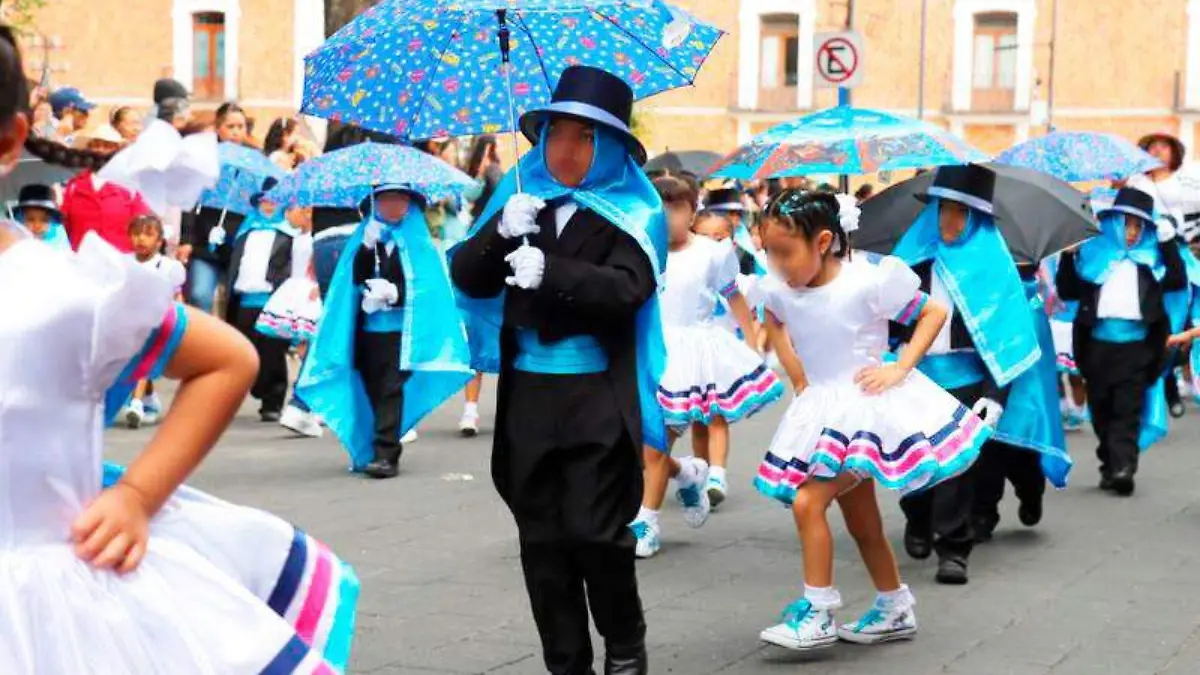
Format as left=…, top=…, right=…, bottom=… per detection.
left=496, top=9, right=523, bottom=195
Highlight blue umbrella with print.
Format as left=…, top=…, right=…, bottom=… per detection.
left=198, top=142, right=287, bottom=215
left=265, top=142, right=476, bottom=208
left=995, top=131, right=1165, bottom=183
left=300, top=0, right=724, bottom=148
left=709, top=106, right=988, bottom=180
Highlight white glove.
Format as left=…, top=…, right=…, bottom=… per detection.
left=504, top=244, right=545, bottom=290
left=1157, top=216, right=1178, bottom=243
left=207, top=226, right=226, bottom=248
left=364, top=278, right=400, bottom=305
left=361, top=294, right=386, bottom=314
left=972, top=397, right=1005, bottom=428
left=498, top=193, right=545, bottom=239
left=362, top=220, right=384, bottom=249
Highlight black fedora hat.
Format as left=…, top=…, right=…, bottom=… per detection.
left=915, top=164, right=997, bottom=216
left=519, top=65, right=647, bottom=166
left=702, top=187, right=745, bottom=213
left=1099, top=187, right=1155, bottom=224
left=13, top=184, right=62, bottom=221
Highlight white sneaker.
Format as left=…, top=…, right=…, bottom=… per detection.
left=760, top=599, right=838, bottom=651
left=631, top=519, right=661, bottom=559
left=280, top=405, right=323, bottom=438
left=675, top=457, right=711, bottom=529
left=124, top=399, right=145, bottom=429
left=401, top=429, right=419, bottom=444
left=458, top=409, right=480, bottom=437
left=143, top=392, right=164, bottom=424
left=837, top=603, right=918, bottom=644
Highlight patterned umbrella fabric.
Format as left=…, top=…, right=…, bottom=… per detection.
left=709, top=106, right=988, bottom=180
left=994, top=131, right=1165, bottom=183
left=198, top=143, right=287, bottom=215
left=264, top=143, right=476, bottom=209
left=301, top=0, right=724, bottom=139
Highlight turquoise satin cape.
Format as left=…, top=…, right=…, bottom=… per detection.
left=452, top=125, right=669, bottom=452
left=297, top=207, right=472, bottom=470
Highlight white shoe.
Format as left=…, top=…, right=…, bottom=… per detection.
left=124, top=399, right=145, bottom=429
left=631, top=519, right=661, bottom=559
left=458, top=409, right=480, bottom=437
left=280, top=405, right=323, bottom=438
left=401, top=429, right=419, bottom=444
left=760, top=599, right=838, bottom=651
left=143, top=392, right=164, bottom=424
left=675, top=457, right=711, bottom=529
left=837, top=603, right=918, bottom=644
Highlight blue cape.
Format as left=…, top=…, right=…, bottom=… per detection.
left=1076, top=212, right=1164, bottom=284
left=298, top=207, right=472, bottom=470
left=992, top=280, right=1072, bottom=487
left=235, top=209, right=298, bottom=241
left=453, top=125, right=669, bottom=452
left=893, top=200, right=1041, bottom=387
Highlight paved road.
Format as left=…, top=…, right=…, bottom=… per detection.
left=107, top=381, right=1200, bottom=675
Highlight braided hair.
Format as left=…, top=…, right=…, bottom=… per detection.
left=762, top=189, right=849, bottom=259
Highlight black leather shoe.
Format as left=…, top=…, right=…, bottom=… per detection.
left=260, top=410, right=282, bottom=423
left=364, top=458, right=400, bottom=479
left=904, top=522, right=932, bottom=560
left=605, top=640, right=648, bottom=675
left=1110, top=468, right=1135, bottom=496
left=1018, top=494, right=1043, bottom=527
left=1099, top=471, right=1115, bottom=491
left=1170, top=401, right=1186, bottom=419
left=935, top=556, right=969, bottom=585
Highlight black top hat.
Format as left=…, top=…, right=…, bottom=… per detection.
left=1100, top=187, right=1155, bottom=224
left=702, top=187, right=745, bottom=213
left=519, top=65, right=647, bottom=166
left=153, top=78, right=190, bottom=105
left=249, top=176, right=281, bottom=210
left=915, top=164, right=997, bottom=216
left=13, top=184, right=62, bottom=221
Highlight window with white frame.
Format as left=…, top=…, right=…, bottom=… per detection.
left=972, top=13, right=1018, bottom=111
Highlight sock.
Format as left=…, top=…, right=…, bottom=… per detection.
left=803, top=585, right=842, bottom=611
left=876, top=584, right=915, bottom=612
left=676, top=457, right=708, bottom=487
left=709, top=465, right=727, bottom=484
left=635, top=506, right=659, bottom=526
left=464, top=402, right=478, bottom=416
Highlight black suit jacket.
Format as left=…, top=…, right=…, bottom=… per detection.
left=221, top=229, right=294, bottom=322
left=1055, top=241, right=1186, bottom=381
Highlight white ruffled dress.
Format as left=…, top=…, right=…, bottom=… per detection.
left=755, top=256, right=989, bottom=505
left=0, top=231, right=348, bottom=674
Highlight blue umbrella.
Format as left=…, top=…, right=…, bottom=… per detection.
left=301, top=0, right=724, bottom=141
left=198, top=142, right=286, bottom=215
left=995, top=131, right=1164, bottom=183
left=709, top=106, right=988, bottom=180
left=265, top=143, right=476, bottom=209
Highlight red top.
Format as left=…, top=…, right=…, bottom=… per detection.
left=60, top=171, right=151, bottom=253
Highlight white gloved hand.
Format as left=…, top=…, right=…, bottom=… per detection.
left=361, top=294, right=386, bottom=314
left=504, top=244, right=546, bottom=290
left=498, top=193, right=546, bottom=239
left=972, top=397, right=1005, bottom=428
left=364, top=278, right=400, bottom=305
left=1157, top=216, right=1178, bottom=243
left=362, top=220, right=384, bottom=249
left=208, top=225, right=226, bottom=248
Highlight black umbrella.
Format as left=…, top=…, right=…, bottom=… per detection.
left=644, top=150, right=723, bottom=177
left=855, top=163, right=1100, bottom=265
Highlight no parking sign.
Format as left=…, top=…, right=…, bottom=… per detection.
left=814, top=31, right=864, bottom=89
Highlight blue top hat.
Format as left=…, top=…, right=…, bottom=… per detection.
left=1098, top=186, right=1155, bottom=224
left=519, top=65, right=647, bottom=166
left=916, top=164, right=997, bottom=217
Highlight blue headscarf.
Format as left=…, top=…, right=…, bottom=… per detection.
left=14, top=210, right=70, bottom=250
left=234, top=207, right=298, bottom=241
left=454, top=124, right=669, bottom=452
left=892, top=199, right=1041, bottom=387
left=298, top=200, right=472, bottom=471
left=1076, top=212, right=1164, bottom=284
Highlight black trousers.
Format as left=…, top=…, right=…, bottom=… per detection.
left=503, top=372, right=646, bottom=675
left=900, top=381, right=986, bottom=561
left=1164, top=349, right=1182, bottom=408
left=972, top=441, right=1045, bottom=530
left=1084, top=340, right=1153, bottom=476
left=233, top=305, right=289, bottom=414
left=354, top=330, right=410, bottom=461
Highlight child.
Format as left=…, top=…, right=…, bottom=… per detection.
left=630, top=176, right=784, bottom=558
left=1056, top=187, right=1187, bottom=496
left=753, top=190, right=988, bottom=650
left=123, top=213, right=186, bottom=427
left=11, top=183, right=69, bottom=249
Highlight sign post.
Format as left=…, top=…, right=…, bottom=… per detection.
left=814, top=31, right=864, bottom=91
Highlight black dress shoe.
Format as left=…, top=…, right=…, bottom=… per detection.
left=1110, top=468, right=1135, bottom=496
left=1170, top=401, right=1186, bottom=419
left=604, top=641, right=648, bottom=675
left=1099, top=471, right=1115, bottom=491
left=935, top=557, right=969, bottom=585
left=904, top=522, right=932, bottom=560
left=364, top=458, right=400, bottom=479
left=1018, top=495, right=1043, bottom=527
left=260, top=410, right=282, bottom=423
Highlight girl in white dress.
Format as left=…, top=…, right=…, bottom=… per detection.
left=0, top=27, right=349, bottom=673
left=630, top=177, right=784, bottom=559
left=753, top=191, right=989, bottom=652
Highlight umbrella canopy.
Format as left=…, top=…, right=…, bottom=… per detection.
left=302, top=0, right=724, bottom=140
left=644, top=149, right=721, bottom=177
left=265, top=143, right=475, bottom=209
left=855, top=163, right=1099, bottom=265
left=709, top=106, right=988, bottom=180
left=198, top=142, right=287, bottom=215
left=1, top=151, right=79, bottom=204
left=994, top=131, right=1164, bottom=183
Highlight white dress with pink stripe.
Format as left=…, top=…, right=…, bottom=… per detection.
left=755, top=256, right=989, bottom=506
left=0, top=232, right=339, bottom=674
left=656, top=235, right=784, bottom=430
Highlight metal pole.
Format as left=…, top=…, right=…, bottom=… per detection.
left=1046, top=0, right=1058, bottom=133
left=917, top=0, right=927, bottom=119
left=496, top=10, right=523, bottom=193
left=838, top=0, right=854, bottom=195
